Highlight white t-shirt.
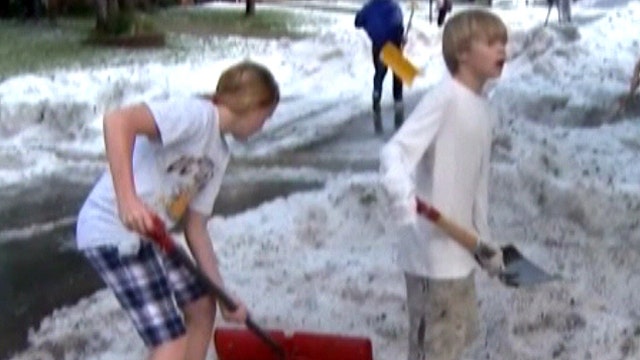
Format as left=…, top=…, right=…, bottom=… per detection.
left=76, top=97, right=230, bottom=254
left=380, top=77, right=495, bottom=279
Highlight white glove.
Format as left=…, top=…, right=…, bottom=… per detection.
left=474, top=239, right=504, bottom=277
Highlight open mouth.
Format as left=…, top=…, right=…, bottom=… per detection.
left=496, top=59, right=505, bottom=68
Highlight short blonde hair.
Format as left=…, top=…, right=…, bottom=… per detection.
left=214, top=60, right=280, bottom=115
left=442, top=9, right=507, bottom=75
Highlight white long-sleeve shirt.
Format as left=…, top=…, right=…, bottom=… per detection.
left=380, top=77, right=496, bottom=279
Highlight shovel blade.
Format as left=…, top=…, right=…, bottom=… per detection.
left=214, top=327, right=373, bottom=360
left=214, top=328, right=287, bottom=360
left=380, top=42, right=419, bottom=86
left=499, top=244, right=560, bottom=287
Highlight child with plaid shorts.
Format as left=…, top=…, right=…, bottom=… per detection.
left=76, top=61, right=279, bottom=360
left=379, top=9, right=507, bottom=360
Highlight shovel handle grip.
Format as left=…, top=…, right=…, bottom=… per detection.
left=415, top=198, right=479, bottom=252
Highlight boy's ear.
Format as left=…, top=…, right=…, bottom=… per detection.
left=456, top=48, right=470, bottom=66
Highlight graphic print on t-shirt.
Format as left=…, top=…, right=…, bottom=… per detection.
left=163, top=155, right=215, bottom=221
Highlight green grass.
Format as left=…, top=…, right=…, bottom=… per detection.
left=0, top=18, right=99, bottom=77
left=156, top=7, right=309, bottom=38
left=0, top=6, right=316, bottom=78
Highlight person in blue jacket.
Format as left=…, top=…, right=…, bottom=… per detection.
left=355, top=0, right=405, bottom=134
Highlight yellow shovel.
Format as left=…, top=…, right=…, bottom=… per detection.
left=380, top=43, right=419, bottom=86
left=380, top=0, right=419, bottom=86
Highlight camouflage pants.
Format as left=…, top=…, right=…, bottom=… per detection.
left=558, top=0, right=571, bottom=23
left=405, top=271, right=479, bottom=360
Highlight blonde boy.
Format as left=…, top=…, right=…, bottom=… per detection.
left=77, top=61, right=279, bottom=360
left=379, top=9, right=508, bottom=360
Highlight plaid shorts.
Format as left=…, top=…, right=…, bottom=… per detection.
left=84, top=242, right=208, bottom=347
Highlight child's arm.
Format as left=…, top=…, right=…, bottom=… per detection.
left=183, top=209, right=247, bottom=323
left=379, top=91, right=447, bottom=223
left=103, top=104, right=160, bottom=235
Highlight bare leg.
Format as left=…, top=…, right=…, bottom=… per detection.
left=146, top=296, right=214, bottom=360
left=183, top=296, right=216, bottom=360
left=148, top=337, right=187, bottom=360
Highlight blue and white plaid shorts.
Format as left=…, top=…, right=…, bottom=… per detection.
left=84, top=242, right=208, bottom=347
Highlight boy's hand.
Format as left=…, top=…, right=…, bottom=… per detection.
left=118, top=196, right=156, bottom=236
left=219, top=296, right=248, bottom=324
left=389, top=196, right=416, bottom=225
left=474, top=240, right=504, bottom=277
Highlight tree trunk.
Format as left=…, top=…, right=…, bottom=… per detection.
left=95, top=0, right=121, bottom=32
left=119, top=0, right=135, bottom=12
left=94, top=0, right=108, bottom=30
left=0, top=0, right=9, bottom=18
left=245, top=0, right=255, bottom=16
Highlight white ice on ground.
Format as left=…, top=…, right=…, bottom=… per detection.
left=6, top=0, right=640, bottom=359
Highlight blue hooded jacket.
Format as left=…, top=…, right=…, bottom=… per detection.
left=355, top=0, right=404, bottom=49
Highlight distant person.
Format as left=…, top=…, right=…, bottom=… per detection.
left=355, top=0, right=405, bottom=134
left=380, top=9, right=507, bottom=360
left=75, top=61, right=279, bottom=360
left=436, top=0, right=452, bottom=27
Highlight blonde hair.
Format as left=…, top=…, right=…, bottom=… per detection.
left=214, top=60, right=280, bottom=115
left=442, top=9, right=507, bottom=75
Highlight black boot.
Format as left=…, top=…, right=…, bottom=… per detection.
left=373, top=91, right=383, bottom=134
left=394, top=101, right=404, bottom=129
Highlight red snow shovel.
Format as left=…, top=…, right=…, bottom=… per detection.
left=145, top=215, right=286, bottom=359
left=415, top=198, right=559, bottom=287
left=214, top=327, right=373, bottom=360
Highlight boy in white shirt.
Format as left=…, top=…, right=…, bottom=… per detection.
left=379, top=9, right=507, bottom=360
left=76, top=61, right=279, bottom=360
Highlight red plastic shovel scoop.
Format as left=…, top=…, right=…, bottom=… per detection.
left=214, top=327, right=373, bottom=360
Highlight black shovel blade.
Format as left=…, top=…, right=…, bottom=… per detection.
left=499, top=244, right=560, bottom=287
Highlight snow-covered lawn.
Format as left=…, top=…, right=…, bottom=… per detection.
left=4, top=0, right=640, bottom=359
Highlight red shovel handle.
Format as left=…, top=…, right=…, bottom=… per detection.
left=415, top=198, right=441, bottom=222
left=415, top=197, right=479, bottom=252
left=146, top=216, right=177, bottom=253
left=146, top=216, right=285, bottom=359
